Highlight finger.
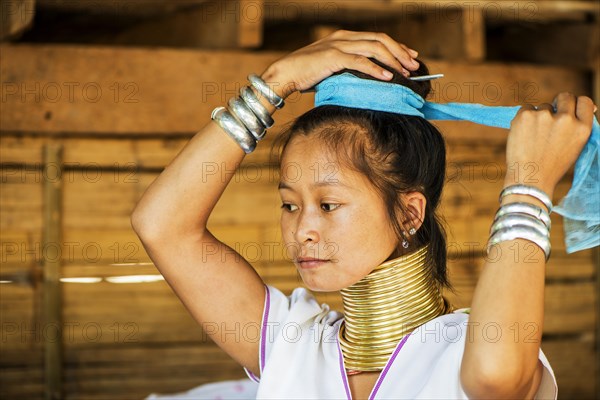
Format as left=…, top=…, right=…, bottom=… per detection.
left=332, top=40, right=407, bottom=76
left=536, top=103, right=555, bottom=113
left=405, top=46, right=419, bottom=58
left=398, top=42, right=419, bottom=58
left=575, top=96, right=595, bottom=127
left=337, top=53, right=395, bottom=80
left=332, top=31, right=420, bottom=71
left=518, top=103, right=537, bottom=114
left=368, top=33, right=420, bottom=71
left=552, top=92, right=576, bottom=115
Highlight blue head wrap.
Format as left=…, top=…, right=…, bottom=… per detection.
left=314, top=72, right=599, bottom=253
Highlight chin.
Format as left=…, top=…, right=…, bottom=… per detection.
left=299, top=273, right=346, bottom=293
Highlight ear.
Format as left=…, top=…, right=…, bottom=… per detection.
left=401, top=191, right=427, bottom=232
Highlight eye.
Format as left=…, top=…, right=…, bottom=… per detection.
left=281, top=203, right=299, bottom=212
left=321, top=203, right=340, bottom=212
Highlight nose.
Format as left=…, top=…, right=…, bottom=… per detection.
left=294, top=208, right=321, bottom=244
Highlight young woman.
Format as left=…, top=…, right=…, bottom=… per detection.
left=132, top=31, right=595, bottom=399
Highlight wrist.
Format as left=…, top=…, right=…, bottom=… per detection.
left=503, top=180, right=555, bottom=201
left=501, top=180, right=554, bottom=213
left=503, top=162, right=555, bottom=199
left=260, top=62, right=295, bottom=99
left=499, top=193, right=547, bottom=213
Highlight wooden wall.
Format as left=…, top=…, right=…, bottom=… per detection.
left=1, top=1, right=598, bottom=399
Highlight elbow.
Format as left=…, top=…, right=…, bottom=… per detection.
left=461, top=358, right=535, bottom=398
left=131, top=202, right=205, bottom=247
left=131, top=204, right=156, bottom=244
left=130, top=198, right=167, bottom=246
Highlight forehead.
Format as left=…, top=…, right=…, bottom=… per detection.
left=279, top=135, right=359, bottom=187
left=281, top=135, right=335, bottom=163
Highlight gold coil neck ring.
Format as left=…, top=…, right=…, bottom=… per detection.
left=338, top=245, right=453, bottom=372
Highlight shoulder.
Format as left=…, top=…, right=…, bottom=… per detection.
left=409, top=309, right=471, bottom=345
left=266, top=284, right=343, bottom=326
left=404, top=310, right=557, bottom=400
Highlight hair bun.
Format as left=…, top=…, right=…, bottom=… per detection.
left=339, top=58, right=432, bottom=99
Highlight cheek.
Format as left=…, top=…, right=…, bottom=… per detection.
left=343, top=207, right=397, bottom=254
left=279, top=217, right=297, bottom=261
left=280, top=214, right=294, bottom=243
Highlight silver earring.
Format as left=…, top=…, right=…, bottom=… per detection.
left=408, top=227, right=416, bottom=235
left=402, top=239, right=409, bottom=248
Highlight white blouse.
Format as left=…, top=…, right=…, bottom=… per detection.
left=242, top=284, right=558, bottom=400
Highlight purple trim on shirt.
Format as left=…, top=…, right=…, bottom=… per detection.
left=260, top=284, right=271, bottom=374
left=369, top=334, right=411, bottom=400
left=246, top=368, right=260, bottom=383
left=335, top=323, right=352, bottom=400
left=243, top=367, right=260, bottom=383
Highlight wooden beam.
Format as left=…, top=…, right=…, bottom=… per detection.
left=35, top=0, right=600, bottom=19
left=0, top=44, right=589, bottom=135
left=35, top=0, right=210, bottom=17
left=487, top=22, right=599, bottom=69
left=0, top=0, right=35, bottom=41
left=264, top=1, right=600, bottom=22
left=388, top=7, right=485, bottom=62
left=462, top=7, right=485, bottom=61
left=0, top=44, right=310, bottom=134
left=42, top=144, right=63, bottom=400
left=109, top=0, right=263, bottom=49
left=238, top=0, right=264, bottom=48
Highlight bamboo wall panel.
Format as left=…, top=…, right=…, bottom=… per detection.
left=1, top=162, right=595, bottom=295
left=542, top=336, right=597, bottom=397
left=0, top=367, right=44, bottom=399
left=2, top=153, right=596, bottom=396
left=1, top=45, right=596, bottom=399
left=63, top=345, right=247, bottom=400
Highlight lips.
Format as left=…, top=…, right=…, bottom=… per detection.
left=296, top=257, right=330, bottom=269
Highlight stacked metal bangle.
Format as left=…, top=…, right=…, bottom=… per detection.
left=211, top=74, right=280, bottom=154
left=487, top=185, right=553, bottom=261
left=228, top=97, right=266, bottom=141
left=500, top=184, right=553, bottom=213
left=239, top=86, right=274, bottom=129
left=248, top=73, right=285, bottom=109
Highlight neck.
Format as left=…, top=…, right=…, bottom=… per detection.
left=339, top=245, right=452, bottom=372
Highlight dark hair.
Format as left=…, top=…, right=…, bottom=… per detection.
left=274, top=59, right=452, bottom=290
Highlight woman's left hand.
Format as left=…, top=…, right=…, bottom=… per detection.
left=504, top=93, right=596, bottom=198
left=260, top=30, right=420, bottom=99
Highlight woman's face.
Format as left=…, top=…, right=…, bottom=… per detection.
left=278, top=135, right=399, bottom=292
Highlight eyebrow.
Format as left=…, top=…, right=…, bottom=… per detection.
left=278, top=180, right=350, bottom=190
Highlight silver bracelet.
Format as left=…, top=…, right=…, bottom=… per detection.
left=487, top=226, right=551, bottom=261
left=500, top=184, right=553, bottom=213
left=490, top=214, right=549, bottom=237
left=228, top=97, right=266, bottom=141
left=248, top=73, right=285, bottom=109
left=240, top=86, right=275, bottom=129
left=495, top=202, right=551, bottom=229
left=211, top=107, right=256, bottom=154
left=239, top=86, right=274, bottom=129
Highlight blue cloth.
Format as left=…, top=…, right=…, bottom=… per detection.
left=314, top=72, right=599, bottom=253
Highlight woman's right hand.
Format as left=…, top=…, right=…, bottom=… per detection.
left=503, top=93, right=595, bottom=200
left=261, top=30, right=421, bottom=99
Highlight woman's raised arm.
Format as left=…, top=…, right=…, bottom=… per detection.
left=130, top=30, right=420, bottom=376
left=461, top=93, right=596, bottom=398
